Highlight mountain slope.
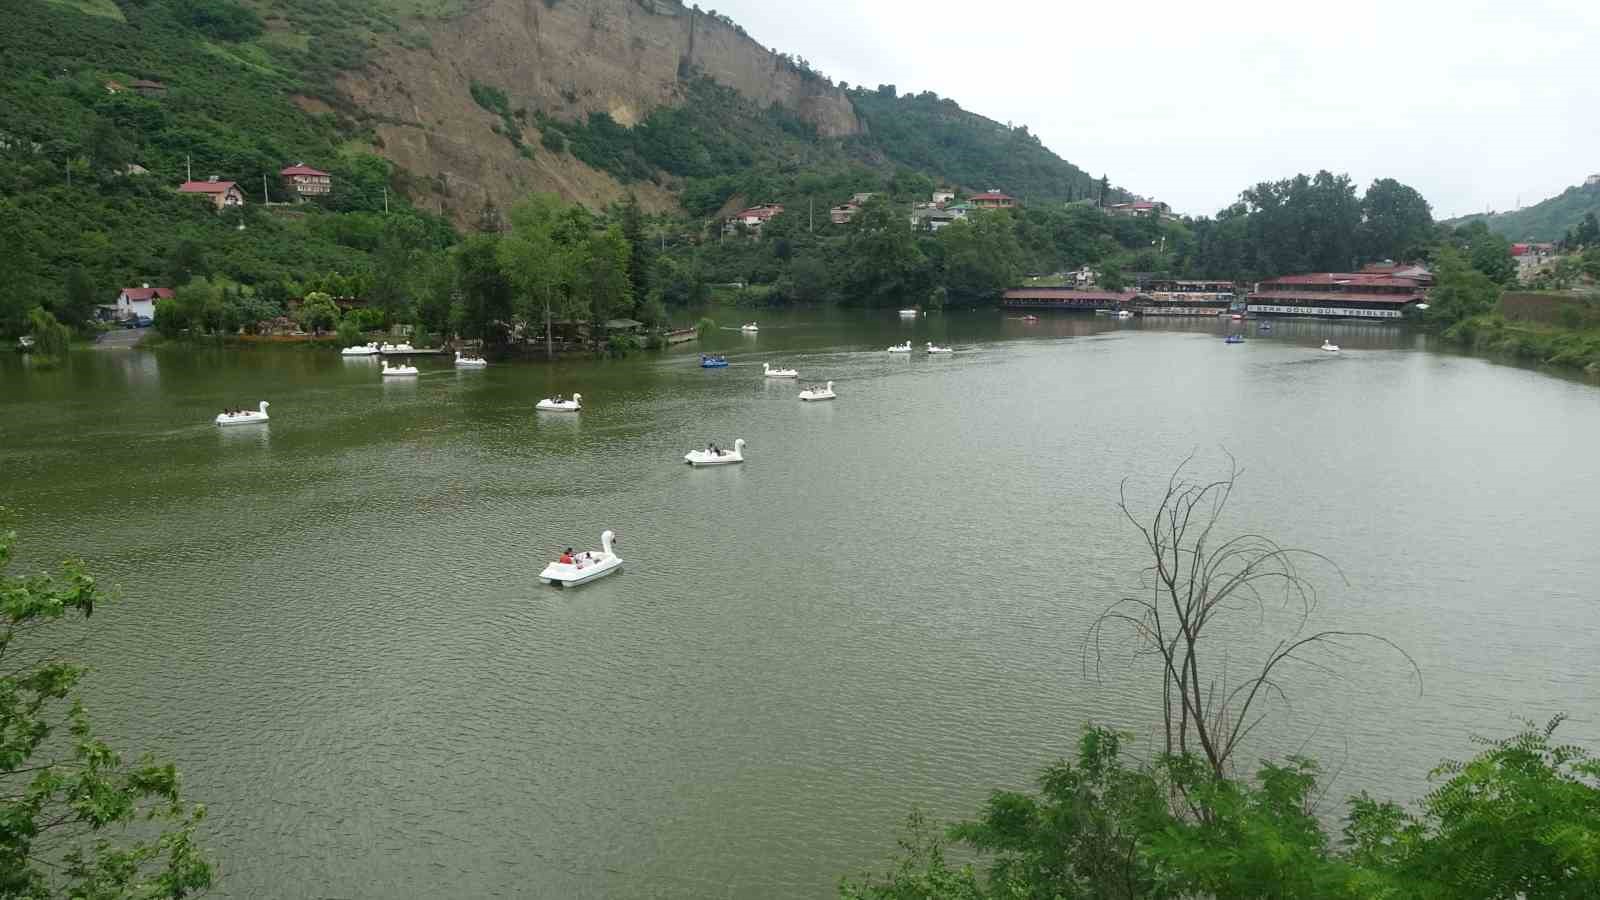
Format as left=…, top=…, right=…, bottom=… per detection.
left=1448, top=179, right=1600, bottom=242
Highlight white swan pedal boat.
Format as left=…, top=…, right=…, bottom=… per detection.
left=538, top=530, right=623, bottom=587
left=381, top=361, right=419, bottom=377
left=341, top=342, right=381, bottom=356
left=926, top=342, right=952, bottom=354
left=763, top=362, right=798, bottom=379
left=454, top=351, right=488, bottom=368
left=215, top=401, right=269, bottom=426
left=741, top=322, right=760, bottom=333
left=898, top=308, right=919, bottom=317
left=799, top=381, right=836, bottom=402
left=1320, top=340, right=1341, bottom=353
left=685, top=438, right=745, bottom=466
left=536, top=393, right=582, bottom=412
left=887, top=341, right=912, bottom=353
left=379, top=342, right=416, bottom=354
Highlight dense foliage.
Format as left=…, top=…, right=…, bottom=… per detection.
left=842, top=720, right=1600, bottom=900
left=1, top=527, right=213, bottom=898
left=846, top=86, right=1110, bottom=206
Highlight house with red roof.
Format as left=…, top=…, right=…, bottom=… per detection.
left=968, top=190, right=1016, bottom=210
left=724, top=204, right=784, bottom=235
left=281, top=162, right=332, bottom=198
left=107, top=284, right=175, bottom=321
left=178, top=176, right=244, bottom=211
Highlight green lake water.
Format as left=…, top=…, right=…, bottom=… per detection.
left=2, top=311, right=1597, bottom=898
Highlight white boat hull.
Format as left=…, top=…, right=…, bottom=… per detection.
left=536, top=401, right=580, bottom=412
left=537, top=555, right=623, bottom=587
left=799, top=392, right=835, bottom=401
left=685, top=452, right=743, bottom=466
left=216, top=401, right=269, bottom=426
left=382, top=368, right=419, bottom=377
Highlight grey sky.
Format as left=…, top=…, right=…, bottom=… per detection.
left=709, top=0, right=1600, bottom=220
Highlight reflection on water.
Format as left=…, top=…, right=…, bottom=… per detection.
left=0, top=309, right=1596, bottom=899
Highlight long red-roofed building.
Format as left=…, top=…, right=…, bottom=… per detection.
left=1247, top=270, right=1429, bottom=320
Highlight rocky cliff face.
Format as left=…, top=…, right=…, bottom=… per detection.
left=341, top=0, right=862, bottom=221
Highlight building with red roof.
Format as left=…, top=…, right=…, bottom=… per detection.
left=1247, top=271, right=1429, bottom=320
left=968, top=190, right=1016, bottom=210
left=178, top=176, right=244, bottom=211
left=107, top=284, right=175, bottom=321
left=281, top=162, right=332, bottom=198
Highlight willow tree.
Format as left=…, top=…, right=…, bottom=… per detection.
left=1087, top=455, right=1418, bottom=778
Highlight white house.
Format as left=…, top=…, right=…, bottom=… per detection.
left=932, top=189, right=955, bottom=207
left=110, top=284, right=174, bottom=320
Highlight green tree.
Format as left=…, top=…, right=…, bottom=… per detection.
left=617, top=194, right=652, bottom=309
left=454, top=234, right=515, bottom=344
left=1359, top=178, right=1434, bottom=262
left=25, top=306, right=71, bottom=359
left=572, top=225, right=633, bottom=352
left=296, top=290, right=340, bottom=334
left=59, top=266, right=98, bottom=330
left=935, top=213, right=1022, bottom=302
left=369, top=216, right=437, bottom=325
left=499, top=195, right=579, bottom=359
left=1426, top=246, right=1502, bottom=326
left=1467, top=227, right=1516, bottom=284
left=1576, top=212, right=1600, bottom=248
left=841, top=197, right=928, bottom=307
left=0, top=527, right=212, bottom=898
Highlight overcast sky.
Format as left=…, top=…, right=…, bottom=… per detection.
left=709, top=0, right=1600, bottom=220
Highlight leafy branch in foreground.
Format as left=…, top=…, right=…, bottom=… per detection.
left=1, top=527, right=212, bottom=899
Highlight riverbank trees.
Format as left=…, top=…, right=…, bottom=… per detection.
left=0, top=527, right=213, bottom=898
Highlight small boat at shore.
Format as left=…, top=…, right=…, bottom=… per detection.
left=763, top=362, right=798, bottom=378
left=538, top=530, right=622, bottom=587
left=887, top=341, right=912, bottom=353
left=341, top=342, right=381, bottom=356
left=215, top=401, right=269, bottom=426
left=381, top=361, right=418, bottom=377
left=799, top=381, right=836, bottom=402
left=926, top=342, right=952, bottom=354
left=740, top=323, right=759, bottom=333
left=685, top=438, right=745, bottom=467
left=379, top=342, right=414, bottom=354
left=536, top=393, right=582, bottom=412
left=898, top=309, right=919, bottom=317
left=454, top=351, right=488, bottom=368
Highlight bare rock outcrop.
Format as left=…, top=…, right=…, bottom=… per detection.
left=340, top=0, right=861, bottom=222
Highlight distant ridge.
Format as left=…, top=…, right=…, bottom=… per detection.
left=1446, top=178, right=1600, bottom=242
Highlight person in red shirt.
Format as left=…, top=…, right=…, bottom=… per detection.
left=558, top=548, right=574, bottom=564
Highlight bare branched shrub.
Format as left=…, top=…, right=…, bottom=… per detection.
left=1086, top=454, right=1420, bottom=779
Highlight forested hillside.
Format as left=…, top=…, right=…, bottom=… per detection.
left=1447, top=179, right=1600, bottom=243
left=1, top=0, right=1439, bottom=350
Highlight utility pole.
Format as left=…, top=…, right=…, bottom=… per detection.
left=383, top=186, right=389, bottom=214
left=186, top=155, right=192, bottom=182
left=263, top=173, right=269, bottom=204
left=809, top=196, right=814, bottom=234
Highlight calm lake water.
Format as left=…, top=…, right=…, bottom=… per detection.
left=2, top=311, right=1597, bottom=898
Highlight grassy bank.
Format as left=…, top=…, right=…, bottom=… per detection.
left=1445, top=314, right=1600, bottom=375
